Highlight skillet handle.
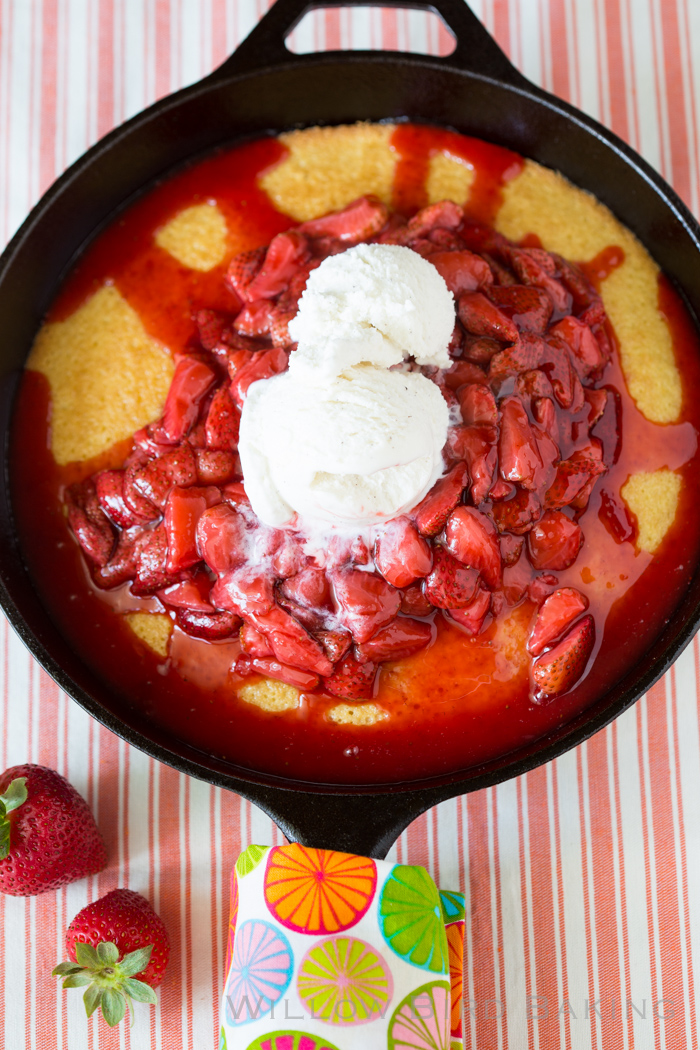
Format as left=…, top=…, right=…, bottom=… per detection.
left=209, top=0, right=527, bottom=84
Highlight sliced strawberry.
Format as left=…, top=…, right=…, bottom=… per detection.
left=533, top=396, right=557, bottom=438
left=422, top=547, right=479, bottom=609
left=591, top=387, right=621, bottom=467
left=532, top=614, right=595, bottom=698
left=280, top=568, right=331, bottom=611
left=458, top=291, right=518, bottom=343
left=491, top=489, right=542, bottom=535
left=322, top=651, right=377, bottom=700
left=205, top=385, right=240, bottom=450
left=598, top=489, right=637, bottom=544
left=489, top=333, right=546, bottom=380
left=196, top=503, right=248, bottom=575
left=226, top=246, right=265, bottom=301
left=429, top=250, right=493, bottom=296
left=93, top=526, right=143, bottom=589
left=157, top=572, right=214, bottom=612
left=445, top=586, right=491, bottom=635
left=540, top=342, right=579, bottom=409
left=531, top=424, right=560, bottom=498
left=210, top=567, right=275, bottom=620
left=502, top=554, right=535, bottom=605
left=459, top=384, right=498, bottom=426
left=195, top=448, right=239, bottom=486
left=316, top=629, right=352, bottom=664
left=407, top=200, right=463, bottom=237
left=357, top=617, right=433, bottom=662
left=374, top=517, right=432, bottom=588
left=130, top=443, right=197, bottom=510
left=245, top=230, right=310, bottom=300
left=240, top=622, right=274, bottom=658
left=95, top=470, right=156, bottom=528
left=410, top=463, right=467, bottom=537
left=499, top=532, right=525, bottom=566
left=499, top=396, right=543, bottom=489
left=462, top=335, right=502, bottom=365
left=447, top=323, right=464, bottom=358
left=443, top=360, right=489, bottom=390
left=229, top=347, right=288, bottom=406
left=545, top=457, right=599, bottom=510
left=553, top=255, right=600, bottom=313
left=324, top=533, right=371, bottom=570
left=236, top=654, right=319, bottom=692
left=330, top=569, right=401, bottom=644
left=427, top=228, right=465, bottom=251
left=400, top=583, right=434, bottom=617
left=131, top=524, right=180, bottom=596
left=489, top=477, right=516, bottom=501
left=196, top=309, right=231, bottom=350
left=272, top=535, right=309, bottom=579
left=65, top=481, right=115, bottom=566
left=161, top=357, right=216, bottom=443
left=175, top=607, right=241, bottom=640
left=528, top=510, right=583, bottom=570
left=514, top=368, right=554, bottom=403
left=444, top=505, right=502, bottom=589
left=487, top=284, right=554, bottom=334
left=506, top=247, right=572, bottom=313
left=298, top=196, right=389, bottom=244
left=549, top=316, right=605, bottom=377
left=446, top=426, right=498, bottom=504
left=254, top=606, right=333, bottom=676
left=164, top=486, right=220, bottom=573
left=232, top=299, right=274, bottom=337
left=221, top=481, right=251, bottom=509
left=527, top=573, right=559, bottom=604
left=269, top=304, right=298, bottom=349
left=528, top=587, right=589, bottom=656
left=459, top=220, right=510, bottom=256
left=584, top=387, right=609, bottom=427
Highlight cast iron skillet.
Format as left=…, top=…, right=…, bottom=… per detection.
left=1, top=0, right=700, bottom=859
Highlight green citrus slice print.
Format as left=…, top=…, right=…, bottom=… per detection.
left=297, top=936, right=393, bottom=1025
left=387, top=981, right=451, bottom=1050
left=244, top=1033, right=343, bottom=1050
left=236, top=844, right=268, bottom=878
left=379, top=866, right=449, bottom=973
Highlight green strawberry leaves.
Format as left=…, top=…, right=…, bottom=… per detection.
left=52, top=940, right=157, bottom=1027
left=0, top=777, right=28, bottom=861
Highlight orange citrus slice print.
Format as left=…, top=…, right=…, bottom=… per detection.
left=264, top=845, right=377, bottom=935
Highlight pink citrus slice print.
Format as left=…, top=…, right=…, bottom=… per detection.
left=244, top=1033, right=342, bottom=1050
left=225, top=919, right=293, bottom=1026
left=388, top=981, right=451, bottom=1050
left=264, top=845, right=376, bottom=934
left=297, top=936, right=393, bottom=1025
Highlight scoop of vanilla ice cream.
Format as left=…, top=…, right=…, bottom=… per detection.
left=240, top=363, right=449, bottom=528
left=287, top=243, right=455, bottom=376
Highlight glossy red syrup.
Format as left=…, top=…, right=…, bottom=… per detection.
left=10, top=131, right=700, bottom=786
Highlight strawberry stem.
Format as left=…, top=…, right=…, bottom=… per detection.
left=52, top=940, right=157, bottom=1027
left=0, top=777, right=27, bottom=861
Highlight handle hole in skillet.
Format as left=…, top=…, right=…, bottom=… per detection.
left=285, top=5, right=456, bottom=56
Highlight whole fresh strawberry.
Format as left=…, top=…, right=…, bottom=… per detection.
left=53, top=889, right=170, bottom=1026
left=0, top=764, right=106, bottom=895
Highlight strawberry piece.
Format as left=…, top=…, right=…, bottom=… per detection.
left=325, top=533, right=370, bottom=570
left=316, top=629, right=353, bottom=664
left=423, top=546, right=479, bottom=609
left=584, top=387, right=609, bottom=427
left=196, top=309, right=231, bottom=350
left=506, top=247, right=572, bottom=313
left=222, top=480, right=251, bottom=508
left=492, top=489, right=542, bottom=535
left=195, top=448, right=239, bottom=485
left=240, top=622, right=274, bottom=658
left=161, top=357, right=216, bottom=442
left=93, top=527, right=143, bottom=589
left=226, top=246, right=265, bottom=301
left=163, top=485, right=219, bottom=573
left=528, top=510, right=583, bottom=570
left=489, top=333, right=546, bottom=380
left=131, top=524, right=180, bottom=595
left=236, top=653, right=320, bottom=691
left=374, top=517, right=432, bottom=588
left=330, top=569, right=401, bottom=644
left=514, top=368, right=554, bottom=403
left=429, top=250, right=493, bottom=296
left=205, top=385, right=240, bottom=450
left=502, top=554, right=535, bottom=605
left=549, top=316, right=605, bottom=377
left=445, top=585, right=491, bottom=635
left=255, top=606, right=333, bottom=676
left=299, top=196, right=389, bottom=244
left=553, top=255, right=601, bottom=312
left=175, top=607, right=240, bottom=640
left=443, top=359, right=489, bottom=390
left=487, top=284, right=554, bottom=334
left=591, top=387, right=621, bottom=467
left=528, top=587, right=589, bottom=656
left=499, top=396, right=543, bottom=489
left=531, top=424, right=560, bottom=497
left=458, top=291, right=518, bottom=342
left=357, top=616, right=433, bottom=662
left=459, top=220, right=510, bottom=256
left=410, top=463, right=467, bottom=537
left=57, top=888, right=170, bottom=1026
left=197, top=504, right=249, bottom=575
left=462, top=334, right=502, bottom=365
left=533, top=396, right=557, bottom=438
left=447, top=426, right=498, bottom=504
left=459, top=383, right=498, bottom=426
left=400, top=583, right=433, bottom=617
left=499, top=532, right=525, bottom=566
left=280, top=568, right=331, bottom=611
left=407, top=200, right=464, bottom=237
left=428, top=228, right=465, bottom=251
left=322, top=652, right=377, bottom=700
left=157, top=572, right=214, bottom=612
left=532, top=614, right=595, bottom=698
left=489, top=477, right=516, bottom=501
left=269, top=304, right=298, bottom=348
left=211, top=567, right=275, bottom=619
left=245, top=230, right=310, bottom=300
left=233, top=299, right=274, bottom=337
left=229, top=347, right=288, bottom=406
left=527, top=573, right=559, bottom=604
left=545, top=456, right=601, bottom=510
left=598, top=489, right=637, bottom=544
left=65, top=481, right=115, bottom=566
left=540, top=342, right=579, bottom=409
left=131, top=443, right=197, bottom=510
left=96, top=470, right=155, bottom=528
left=0, top=765, right=106, bottom=895
left=444, top=505, right=502, bottom=589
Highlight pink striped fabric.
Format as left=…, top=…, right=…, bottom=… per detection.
left=1, top=1, right=699, bottom=1046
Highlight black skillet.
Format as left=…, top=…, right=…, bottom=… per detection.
left=1, top=0, right=700, bottom=859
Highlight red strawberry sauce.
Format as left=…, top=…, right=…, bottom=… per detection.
left=10, top=127, right=700, bottom=786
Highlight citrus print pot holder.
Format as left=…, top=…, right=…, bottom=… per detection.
left=219, top=844, right=465, bottom=1050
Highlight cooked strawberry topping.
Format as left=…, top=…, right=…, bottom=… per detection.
left=64, top=196, right=619, bottom=703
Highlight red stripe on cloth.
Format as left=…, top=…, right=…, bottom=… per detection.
left=155, top=0, right=172, bottom=100
left=97, top=0, right=115, bottom=139
left=465, top=789, right=501, bottom=1047
left=405, top=812, right=430, bottom=871
left=602, top=0, right=631, bottom=141
left=548, top=0, right=575, bottom=105
left=381, top=7, right=399, bottom=51
left=516, top=778, right=536, bottom=1050
left=658, top=0, right=692, bottom=204
left=324, top=7, right=341, bottom=51
left=611, top=719, right=634, bottom=1046
left=157, top=766, right=186, bottom=1047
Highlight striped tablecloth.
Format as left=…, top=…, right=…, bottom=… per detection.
left=1, top=1, right=699, bottom=1047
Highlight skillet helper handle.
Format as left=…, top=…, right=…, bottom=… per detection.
left=210, top=0, right=527, bottom=84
